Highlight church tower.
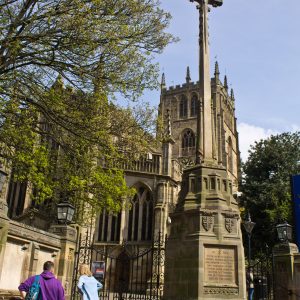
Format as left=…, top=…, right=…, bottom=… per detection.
left=163, top=1, right=246, bottom=299
left=160, top=63, right=239, bottom=191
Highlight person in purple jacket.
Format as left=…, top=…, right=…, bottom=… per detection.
left=18, top=261, right=65, bottom=300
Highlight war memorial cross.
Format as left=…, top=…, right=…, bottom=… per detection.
left=189, top=0, right=223, bottom=164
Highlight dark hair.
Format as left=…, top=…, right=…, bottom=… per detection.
left=43, top=261, right=54, bottom=271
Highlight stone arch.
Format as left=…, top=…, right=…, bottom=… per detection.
left=130, top=181, right=153, bottom=193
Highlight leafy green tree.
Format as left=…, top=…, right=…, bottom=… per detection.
left=0, top=0, right=174, bottom=97
left=241, top=132, right=300, bottom=255
left=1, top=80, right=159, bottom=222
left=0, top=0, right=175, bottom=141
left=0, top=0, right=175, bottom=220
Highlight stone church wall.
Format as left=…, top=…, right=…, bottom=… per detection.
left=0, top=240, right=27, bottom=290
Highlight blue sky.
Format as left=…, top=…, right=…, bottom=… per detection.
left=141, top=0, right=300, bottom=161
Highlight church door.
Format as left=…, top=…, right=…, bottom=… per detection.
left=114, top=251, right=130, bottom=293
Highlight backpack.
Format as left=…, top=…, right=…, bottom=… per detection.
left=25, top=275, right=41, bottom=300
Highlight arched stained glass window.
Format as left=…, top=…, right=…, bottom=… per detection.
left=98, top=209, right=121, bottom=242
left=141, top=191, right=153, bottom=241
left=181, top=129, right=196, bottom=156
left=182, top=129, right=195, bottom=149
left=127, top=186, right=153, bottom=241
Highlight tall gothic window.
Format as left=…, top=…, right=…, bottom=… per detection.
left=141, top=191, right=153, bottom=241
left=181, top=129, right=196, bottom=157
left=228, top=137, right=233, bottom=173
left=7, top=176, right=27, bottom=218
left=127, top=186, right=153, bottom=241
left=182, top=129, right=195, bottom=148
left=98, top=209, right=121, bottom=242
left=179, top=95, right=188, bottom=118
left=190, top=95, right=198, bottom=117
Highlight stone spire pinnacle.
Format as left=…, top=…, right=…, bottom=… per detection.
left=224, top=75, right=228, bottom=91
left=186, top=66, right=191, bottom=83
left=214, top=61, right=220, bottom=80
left=230, top=88, right=235, bottom=101
left=161, top=73, right=166, bottom=89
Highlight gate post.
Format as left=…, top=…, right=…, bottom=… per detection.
left=49, top=224, right=77, bottom=300
left=273, top=242, right=299, bottom=300
left=294, top=254, right=300, bottom=298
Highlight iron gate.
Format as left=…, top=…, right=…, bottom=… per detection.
left=71, top=232, right=165, bottom=300
left=247, top=254, right=274, bottom=300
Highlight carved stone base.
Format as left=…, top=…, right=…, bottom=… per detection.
left=204, top=286, right=239, bottom=295
left=164, top=163, right=246, bottom=300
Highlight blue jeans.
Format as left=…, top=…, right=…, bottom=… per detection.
left=249, top=288, right=254, bottom=300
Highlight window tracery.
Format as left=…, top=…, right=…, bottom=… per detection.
left=127, top=186, right=153, bottom=241
left=98, top=209, right=121, bottom=242
left=179, top=95, right=188, bottom=118
left=191, top=95, right=198, bottom=117
left=181, top=129, right=196, bottom=156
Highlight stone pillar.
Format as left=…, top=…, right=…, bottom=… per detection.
left=119, top=207, right=127, bottom=242
left=294, top=253, right=300, bottom=298
left=155, top=180, right=168, bottom=237
left=162, top=108, right=175, bottom=177
left=273, top=242, right=299, bottom=300
left=49, top=225, right=77, bottom=300
left=162, top=142, right=173, bottom=177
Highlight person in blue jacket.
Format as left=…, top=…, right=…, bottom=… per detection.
left=77, top=264, right=102, bottom=300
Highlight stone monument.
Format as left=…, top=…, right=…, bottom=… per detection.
left=163, top=1, right=246, bottom=299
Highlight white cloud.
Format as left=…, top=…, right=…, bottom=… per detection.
left=290, top=124, right=300, bottom=132
left=237, top=123, right=277, bottom=162
left=238, top=123, right=300, bottom=162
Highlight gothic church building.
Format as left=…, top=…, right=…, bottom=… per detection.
left=0, top=63, right=240, bottom=298
left=95, top=62, right=240, bottom=249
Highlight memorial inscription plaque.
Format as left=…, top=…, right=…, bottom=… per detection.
left=204, top=245, right=237, bottom=285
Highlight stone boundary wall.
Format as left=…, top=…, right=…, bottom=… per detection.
left=0, top=221, right=77, bottom=300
